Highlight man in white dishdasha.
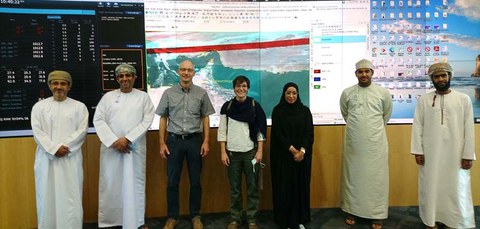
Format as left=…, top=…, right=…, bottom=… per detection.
left=411, top=62, right=476, bottom=229
left=339, top=59, right=392, bottom=229
left=31, top=70, right=89, bottom=229
left=94, top=64, right=154, bottom=229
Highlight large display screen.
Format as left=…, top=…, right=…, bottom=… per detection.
left=0, top=0, right=145, bottom=137
left=145, top=0, right=480, bottom=128
left=0, top=0, right=479, bottom=137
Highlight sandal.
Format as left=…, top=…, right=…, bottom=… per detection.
left=371, top=220, right=383, bottom=229
left=344, top=215, right=356, bottom=226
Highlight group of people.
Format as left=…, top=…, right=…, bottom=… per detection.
left=340, top=59, right=476, bottom=229
left=32, top=64, right=155, bottom=229
left=31, top=58, right=475, bottom=229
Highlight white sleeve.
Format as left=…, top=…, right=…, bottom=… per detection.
left=93, top=95, right=118, bottom=147
left=340, top=90, right=348, bottom=122
left=31, top=102, right=60, bottom=156
left=383, top=90, right=393, bottom=124
left=462, top=96, right=476, bottom=160
left=217, top=114, right=227, bottom=142
left=125, top=94, right=155, bottom=143
left=411, top=98, right=424, bottom=155
left=65, top=103, right=89, bottom=155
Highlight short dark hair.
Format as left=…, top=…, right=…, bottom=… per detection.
left=232, top=75, right=250, bottom=89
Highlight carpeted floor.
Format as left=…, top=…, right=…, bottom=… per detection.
left=84, top=206, right=480, bottom=229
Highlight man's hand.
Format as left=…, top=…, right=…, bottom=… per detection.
left=54, top=145, right=70, bottom=157
left=200, top=142, right=209, bottom=157
left=159, top=142, right=170, bottom=159
left=461, top=159, right=473, bottom=170
left=111, top=137, right=131, bottom=153
left=415, top=155, right=425, bottom=165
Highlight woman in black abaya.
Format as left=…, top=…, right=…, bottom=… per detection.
left=270, top=82, right=314, bottom=229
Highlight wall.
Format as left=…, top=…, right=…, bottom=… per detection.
left=1, top=125, right=479, bottom=228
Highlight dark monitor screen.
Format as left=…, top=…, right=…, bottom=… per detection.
left=0, top=0, right=145, bottom=137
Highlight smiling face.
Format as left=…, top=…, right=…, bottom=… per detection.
left=49, top=79, right=71, bottom=101
left=116, top=71, right=136, bottom=93
left=355, top=68, right=373, bottom=87
left=177, top=60, right=195, bottom=86
left=234, top=81, right=249, bottom=102
left=284, top=86, right=298, bottom=104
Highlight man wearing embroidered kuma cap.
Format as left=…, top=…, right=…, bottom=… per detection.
left=411, top=62, right=476, bottom=229
left=339, top=59, right=392, bottom=229
left=47, top=70, right=73, bottom=101
left=94, top=64, right=154, bottom=229
left=31, top=70, right=89, bottom=228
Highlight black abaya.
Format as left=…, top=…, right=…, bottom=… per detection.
left=270, top=83, right=314, bottom=229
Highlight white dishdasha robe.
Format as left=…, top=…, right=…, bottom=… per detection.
left=94, top=89, right=154, bottom=228
left=411, top=90, right=476, bottom=228
left=339, top=84, right=392, bottom=219
left=31, top=97, right=88, bottom=229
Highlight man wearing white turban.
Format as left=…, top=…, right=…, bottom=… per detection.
left=339, top=59, right=393, bottom=229
left=94, top=64, right=154, bottom=229
left=411, top=62, right=476, bottom=229
left=31, top=70, right=89, bottom=229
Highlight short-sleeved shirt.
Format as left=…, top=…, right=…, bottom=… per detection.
left=156, top=84, right=215, bottom=134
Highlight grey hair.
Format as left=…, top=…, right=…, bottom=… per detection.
left=115, top=64, right=137, bottom=76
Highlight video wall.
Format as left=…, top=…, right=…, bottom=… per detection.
left=145, top=0, right=480, bottom=128
left=0, top=0, right=145, bottom=137
left=0, top=0, right=479, bottom=137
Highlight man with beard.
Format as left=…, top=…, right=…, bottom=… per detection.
left=339, top=59, right=392, bottom=229
left=411, top=62, right=476, bottom=229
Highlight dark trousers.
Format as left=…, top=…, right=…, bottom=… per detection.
left=166, top=134, right=202, bottom=219
left=227, top=149, right=259, bottom=223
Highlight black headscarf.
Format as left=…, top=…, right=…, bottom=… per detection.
left=276, top=82, right=304, bottom=114
left=220, top=96, right=267, bottom=143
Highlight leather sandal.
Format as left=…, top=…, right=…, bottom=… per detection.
left=371, top=220, right=383, bottom=229
left=344, top=215, right=356, bottom=226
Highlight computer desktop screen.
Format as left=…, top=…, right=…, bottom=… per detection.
left=145, top=0, right=480, bottom=129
